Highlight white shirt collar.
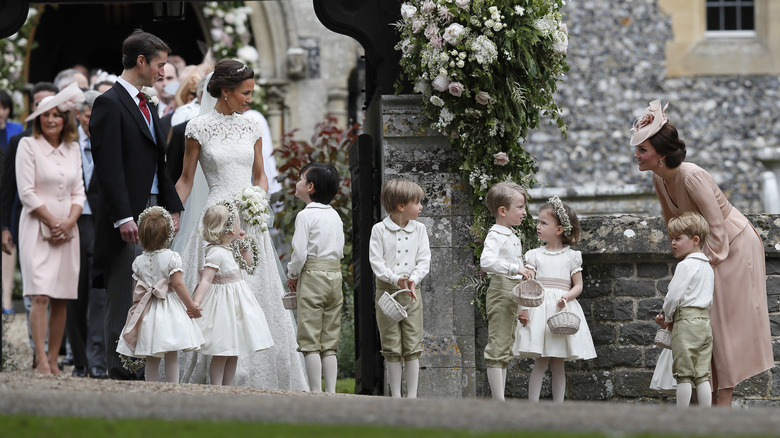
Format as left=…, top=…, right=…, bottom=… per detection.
left=684, top=252, right=709, bottom=263
left=382, top=216, right=416, bottom=232
left=116, top=76, right=141, bottom=103
left=489, top=224, right=513, bottom=235
left=304, top=202, right=331, bottom=210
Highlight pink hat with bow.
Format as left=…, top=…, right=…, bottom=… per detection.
left=25, top=82, right=85, bottom=122
left=629, top=99, right=669, bottom=146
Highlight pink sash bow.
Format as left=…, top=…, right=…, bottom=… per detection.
left=122, top=278, right=169, bottom=349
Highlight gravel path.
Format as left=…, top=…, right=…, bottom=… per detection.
left=4, top=314, right=780, bottom=436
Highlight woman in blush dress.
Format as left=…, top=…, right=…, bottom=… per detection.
left=630, top=100, right=773, bottom=406
left=16, top=83, right=85, bottom=375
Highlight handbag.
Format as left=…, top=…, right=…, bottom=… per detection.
left=40, top=221, right=73, bottom=241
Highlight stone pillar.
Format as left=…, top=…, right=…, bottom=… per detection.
left=364, top=94, right=476, bottom=398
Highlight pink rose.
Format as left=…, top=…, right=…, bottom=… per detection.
left=475, top=91, right=491, bottom=105
left=493, top=152, right=509, bottom=166
left=448, top=82, right=464, bottom=97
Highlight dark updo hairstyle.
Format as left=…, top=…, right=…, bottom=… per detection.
left=207, top=59, right=254, bottom=99
left=648, top=123, right=687, bottom=169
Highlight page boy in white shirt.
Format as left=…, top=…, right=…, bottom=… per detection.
left=369, top=179, right=431, bottom=398
left=287, top=162, right=345, bottom=393
left=480, top=181, right=534, bottom=401
left=655, top=211, right=714, bottom=407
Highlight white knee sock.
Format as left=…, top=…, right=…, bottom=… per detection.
left=322, top=355, right=338, bottom=393
left=550, top=358, right=566, bottom=403
left=164, top=351, right=179, bottom=383
left=404, top=359, right=420, bottom=399
left=487, top=367, right=505, bottom=401
left=677, top=382, right=692, bottom=407
left=387, top=361, right=403, bottom=398
left=145, top=356, right=160, bottom=382
left=304, top=353, right=322, bottom=392
left=528, top=357, right=549, bottom=403
left=696, top=381, right=712, bottom=407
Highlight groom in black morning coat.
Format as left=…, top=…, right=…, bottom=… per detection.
left=89, top=30, right=184, bottom=380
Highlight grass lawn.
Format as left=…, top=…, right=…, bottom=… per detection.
left=0, top=415, right=706, bottom=438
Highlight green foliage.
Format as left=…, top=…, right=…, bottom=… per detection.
left=0, top=6, right=42, bottom=116
left=274, top=116, right=360, bottom=377
left=395, top=0, right=567, bottom=321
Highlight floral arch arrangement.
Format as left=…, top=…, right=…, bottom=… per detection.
left=395, top=0, right=569, bottom=319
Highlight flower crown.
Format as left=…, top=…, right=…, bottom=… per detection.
left=548, top=196, right=572, bottom=236
left=138, top=206, right=176, bottom=247
left=217, top=199, right=240, bottom=235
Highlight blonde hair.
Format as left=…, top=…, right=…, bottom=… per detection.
left=485, top=182, right=527, bottom=217
left=667, top=211, right=709, bottom=246
left=201, top=204, right=234, bottom=244
left=381, top=179, right=424, bottom=213
left=137, top=209, right=170, bottom=251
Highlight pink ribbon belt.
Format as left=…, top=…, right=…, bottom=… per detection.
left=537, top=277, right=571, bottom=291
left=212, top=271, right=243, bottom=284
left=122, top=277, right=169, bottom=350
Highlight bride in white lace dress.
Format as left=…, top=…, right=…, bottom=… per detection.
left=173, top=59, right=308, bottom=390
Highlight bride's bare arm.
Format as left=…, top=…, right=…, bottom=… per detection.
left=176, top=137, right=201, bottom=205
left=252, top=137, right=269, bottom=192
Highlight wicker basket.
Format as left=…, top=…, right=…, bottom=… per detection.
left=378, top=289, right=413, bottom=323
left=654, top=328, right=672, bottom=349
left=547, top=306, right=581, bottom=335
left=282, top=291, right=297, bottom=310
left=513, top=279, right=545, bottom=307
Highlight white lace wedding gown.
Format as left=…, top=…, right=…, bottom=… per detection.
left=176, top=110, right=308, bottom=390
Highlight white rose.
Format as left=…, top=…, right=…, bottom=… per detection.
left=485, top=19, right=495, bottom=28
left=456, top=60, right=465, bottom=68
left=243, top=187, right=254, bottom=197
left=237, top=45, right=259, bottom=63
left=430, top=96, right=445, bottom=107
left=432, top=75, right=451, bottom=92
left=454, top=0, right=470, bottom=8
left=493, top=23, right=503, bottom=31
left=443, top=23, right=465, bottom=45
left=401, top=3, right=417, bottom=20
left=448, top=82, right=464, bottom=97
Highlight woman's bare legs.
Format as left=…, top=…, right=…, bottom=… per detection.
left=45, top=298, right=67, bottom=376
left=30, top=295, right=51, bottom=374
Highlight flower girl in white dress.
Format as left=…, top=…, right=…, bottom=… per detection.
left=116, top=206, right=204, bottom=382
left=513, top=197, right=596, bottom=402
left=192, top=201, right=274, bottom=386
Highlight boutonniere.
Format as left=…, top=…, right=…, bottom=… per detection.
left=145, top=93, right=159, bottom=106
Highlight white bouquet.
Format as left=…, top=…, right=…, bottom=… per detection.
left=236, top=186, right=271, bottom=232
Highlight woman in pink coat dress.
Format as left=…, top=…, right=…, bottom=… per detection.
left=631, top=100, right=774, bottom=406
left=16, top=83, right=85, bottom=375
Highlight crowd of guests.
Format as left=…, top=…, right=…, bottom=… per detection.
left=0, top=50, right=280, bottom=379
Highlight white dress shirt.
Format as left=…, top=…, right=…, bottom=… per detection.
left=287, top=202, right=345, bottom=279
left=663, top=252, right=714, bottom=323
left=480, top=224, right=524, bottom=279
left=368, top=216, right=431, bottom=286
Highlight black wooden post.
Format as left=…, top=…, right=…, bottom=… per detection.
left=349, top=133, right=383, bottom=395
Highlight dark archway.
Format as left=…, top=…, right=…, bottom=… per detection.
left=28, top=3, right=207, bottom=84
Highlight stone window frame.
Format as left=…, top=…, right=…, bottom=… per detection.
left=659, top=0, right=780, bottom=76
left=704, top=0, right=755, bottom=34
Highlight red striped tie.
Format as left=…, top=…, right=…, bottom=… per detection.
left=136, top=92, right=151, bottom=123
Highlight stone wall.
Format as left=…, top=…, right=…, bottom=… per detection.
left=365, top=94, right=477, bottom=398
left=523, top=0, right=780, bottom=214
left=503, top=215, right=780, bottom=406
